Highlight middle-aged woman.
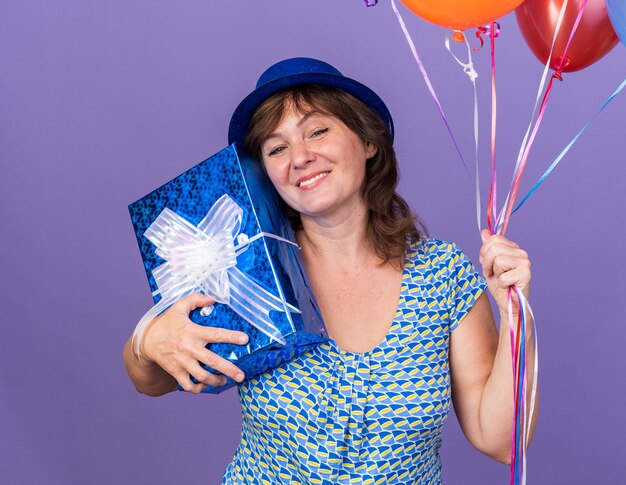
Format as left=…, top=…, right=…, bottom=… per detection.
left=124, top=57, right=537, bottom=484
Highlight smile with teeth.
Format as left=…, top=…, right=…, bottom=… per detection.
left=298, top=171, right=331, bottom=187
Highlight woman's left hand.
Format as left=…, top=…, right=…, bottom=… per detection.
left=479, top=229, right=531, bottom=314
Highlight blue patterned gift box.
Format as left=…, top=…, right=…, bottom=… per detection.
left=128, top=143, right=328, bottom=393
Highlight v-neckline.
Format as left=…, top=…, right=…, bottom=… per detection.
left=326, top=243, right=413, bottom=357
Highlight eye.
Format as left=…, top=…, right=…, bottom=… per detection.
left=267, top=145, right=287, bottom=157
left=310, top=128, right=329, bottom=138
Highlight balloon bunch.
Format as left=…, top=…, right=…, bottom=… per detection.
left=395, top=1, right=623, bottom=213
left=376, top=0, right=625, bottom=483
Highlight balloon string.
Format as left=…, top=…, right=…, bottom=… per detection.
left=513, top=78, right=626, bottom=213
left=555, top=0, right=590, bottom=73
left=487, top=22, right=498, bottom=234
left=444, top=31, right=482, bottom=232
left=510, top=287, right=538, bottom=485
left=522, top=290, right=539, bottom=485
left=507, top=289, right=518, bottom=484
left=517, top=301, right=528, bottom=483
left=515, top=301, right=522, bottom=483
left=508, top=286, right=531, bottom=485
left=495, top=0, right=590, bottom=236
left=493, top=0, right=571, bottom=234
left=516, top=306, right=525, bottom=484
left=391, top=0, right=471, bottom=178
left=498, top=69, right=561, bottom=236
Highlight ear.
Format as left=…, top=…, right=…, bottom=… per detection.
left=365, top=142, right=378, bottom=159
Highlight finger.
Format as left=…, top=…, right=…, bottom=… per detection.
left=489, top=233, right=520, bottom=248
left=480, top=230, right=519, bottom=256
left=172, top=292, right=216, bottom=315
left=194, top=325, right=249, bottom=346
left=480, top=243, right=527, bottom=275
left=193, top=347, right=246, bottom=383
left=175, top=371, right=210, bottom=394
left=480, top=245, right=498, bottom=278
left=496, top=266, right=531, bottom=292
left=187, top=360, right=229, bottom=387
left=491, top=253, right=531, bottom=279
left=482, top=262, right=494, bottom=279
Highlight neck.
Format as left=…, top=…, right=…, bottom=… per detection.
left=296, top=201, right=377, bottom=269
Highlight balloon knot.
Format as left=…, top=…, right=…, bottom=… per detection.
left=452, top=31, right=466, bottom=43
left=552, top=69, right=564, bottom=82
left=363, top=0, right=378, bottom=6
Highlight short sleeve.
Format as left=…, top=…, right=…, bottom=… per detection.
left=446, top=242, right=486, bottom=332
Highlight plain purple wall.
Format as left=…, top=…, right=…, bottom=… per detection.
left=1, top=1, right=625, bottom=484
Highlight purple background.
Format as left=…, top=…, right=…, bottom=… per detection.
left=2, top=1, right=624, bottom=483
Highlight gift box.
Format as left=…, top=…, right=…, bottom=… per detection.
left=128, top=143, right=328, bottom=393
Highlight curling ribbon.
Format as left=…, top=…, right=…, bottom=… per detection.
left=474, top=22, right=500, bottom=52
left=391, top=0, right=471, bottom=178
left=482, top=15, right=569, bottom=475
left=475, top=26, right=489, bottom=51
left=508, top=287, right=526, bottom=484
left=493, top=0, right=571, bottom=233
left=133, top=194, right=301, bottom=357
left=513, top=77, right=626, bottom=213
left=507, top=286, right=538, bottom=485
left=494, top=0, right=589, bottom=235
left=519, top=289, right=538, bottom=485
left=392, top=2, right=541, bottom=482
left=471, top=19, right=537, bottom=485
left=487, top=22, right=499, bottom=237
left=492, top=0, right=570, bottom=233
left=444, top=31, right=482, bottom=233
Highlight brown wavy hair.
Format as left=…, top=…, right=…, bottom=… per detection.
left=244, top=85, right=426, bottom=267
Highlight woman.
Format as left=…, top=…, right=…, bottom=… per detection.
left=124, top=57, right=537, bottom=484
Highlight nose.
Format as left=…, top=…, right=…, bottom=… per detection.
left=290, top=141, right=315, bottom=169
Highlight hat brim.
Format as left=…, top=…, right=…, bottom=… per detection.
left=228, top=72, right=394, bottom=146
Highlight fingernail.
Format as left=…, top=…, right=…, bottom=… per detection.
left=200, top=305, right=214, bottom=317
left=235, top=373, right=245, bottom=382
left=239, top=334, right=248, bottom=344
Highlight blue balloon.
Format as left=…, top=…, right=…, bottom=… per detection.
left=607, top=0, right=626, bottom=46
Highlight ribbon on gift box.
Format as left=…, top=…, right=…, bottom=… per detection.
left=133, top=194, right=300, bottom=357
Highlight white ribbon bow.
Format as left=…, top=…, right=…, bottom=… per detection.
left=133, top=194, right=300, bottom=356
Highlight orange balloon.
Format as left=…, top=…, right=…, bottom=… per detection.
left=401, top=0, right=526, bottom=31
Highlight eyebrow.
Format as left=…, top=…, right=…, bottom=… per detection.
left=264, top=111, right=324, bottom=142
left=296, top=111, right=318, bottom=127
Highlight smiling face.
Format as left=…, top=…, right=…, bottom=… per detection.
left=243, top=85, right=421, bottom=264
left=260, top=104, right=376, bottom=222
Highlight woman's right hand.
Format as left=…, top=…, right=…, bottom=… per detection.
left=139, top=292, right=249, bottom=394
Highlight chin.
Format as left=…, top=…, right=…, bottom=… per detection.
left=295, top=206, right=333, bottom=219
left=285, top=196, right=337, bottom=218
